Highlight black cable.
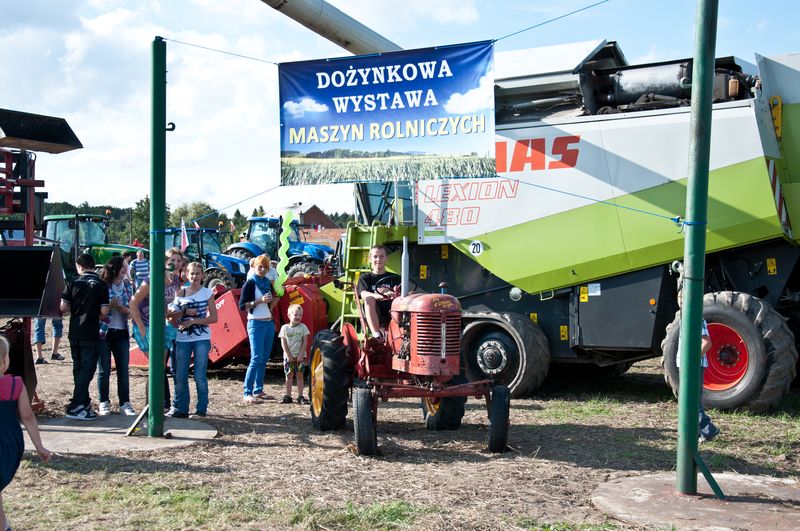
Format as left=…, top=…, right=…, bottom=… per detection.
left=495, top=0, right=611, bottom=42
left=163, top=37, right=278, bottom=65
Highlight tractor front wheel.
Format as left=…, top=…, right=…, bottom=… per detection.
left=661, top=291, right=797, bottom=411
left=487, top=385, right=510, bottom=453
left=420, top=376, right=467, bottom=430
left=310, top=330, right=350, bottom=430
left=287, top=260, right=321, bottom=277
left=203, top=268, right=235, bottom=290
left=353, top=387, right=378, bottom=456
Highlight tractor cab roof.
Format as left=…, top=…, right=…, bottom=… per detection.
left=246, top=216, right=299, bottom=224
left=164, top=227, right=219, bottom=234
left=43, top=214, right=109, bottom=221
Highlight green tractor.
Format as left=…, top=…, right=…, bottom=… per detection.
left=41, top=214, right=143, bottom=276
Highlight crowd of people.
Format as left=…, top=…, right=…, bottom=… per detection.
left=38, top=248, right=309, bottom=422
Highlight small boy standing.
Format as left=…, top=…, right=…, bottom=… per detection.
left=278, top=304, right=310, bottom=404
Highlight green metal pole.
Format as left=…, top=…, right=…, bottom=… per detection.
left=676, top=0, right=718, bottom=494
left=148, top=36, right=167, bottom=437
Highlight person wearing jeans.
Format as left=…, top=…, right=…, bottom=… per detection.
left=97, top=256, right=136, bottom=416
left=173, top=339, right=210, bottom=416
left=239, top=255, right=277, bottom=402
left=33, top=318, right=64, bottom=364
left=169, top=262, right=217, bottom=418
left=60, top=254, right=109, bottom=420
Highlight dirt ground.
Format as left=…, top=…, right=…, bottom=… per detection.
left=6, top=323, right=800, bottom=530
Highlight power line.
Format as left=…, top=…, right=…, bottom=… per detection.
left=163, top=37, right=278, bottom=65
left=495, top=0, right=611, bottom=42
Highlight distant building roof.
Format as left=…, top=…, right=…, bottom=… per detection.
left=300, top=205, right=339, bottom=229
left=304, top=228, right=345, bottom=249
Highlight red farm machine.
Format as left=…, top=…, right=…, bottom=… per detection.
left=308, top=240, right=510, bottom=456
left=0, top=108, right=81, bottom=403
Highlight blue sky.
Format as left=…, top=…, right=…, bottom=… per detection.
left=2, top=0, right=799, bottom=216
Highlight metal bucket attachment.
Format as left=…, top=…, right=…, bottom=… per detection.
left=0, top=246, right=64, bottom=317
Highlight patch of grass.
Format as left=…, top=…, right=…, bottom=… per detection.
left=19, top=482, right=272, bottom=529
left=15, top=476, right=430, bottom=530
left=537, top=396, right=624, bottom=422
left=516, top=518, right=619, bottom=530
left=287, top=498, right=430, bottom=530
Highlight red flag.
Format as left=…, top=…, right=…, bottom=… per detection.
left=193, top=220, right=201, bottom=230
left=180, top=219, right=189, bottom=252
left=229, top=220, right=235, bottom=232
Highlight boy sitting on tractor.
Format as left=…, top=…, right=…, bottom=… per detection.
left=358, top=245, right=400, bottom=339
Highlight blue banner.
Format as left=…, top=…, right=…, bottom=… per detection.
left=278, top=41, right=495, bottom=185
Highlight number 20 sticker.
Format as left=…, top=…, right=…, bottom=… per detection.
left=470, top=241, right=483, bottom=256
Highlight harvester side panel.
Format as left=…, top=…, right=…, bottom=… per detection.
left=421, top=102, right=786, bottom=295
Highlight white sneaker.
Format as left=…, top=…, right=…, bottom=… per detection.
left=98, top=401, right=111, bottom=416
left=120, top=402, right=137, bottom=416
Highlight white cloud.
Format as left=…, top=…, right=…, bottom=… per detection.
left=443, top=71, right=493, bottom=114
left=283, top=97, right=329, bottom=118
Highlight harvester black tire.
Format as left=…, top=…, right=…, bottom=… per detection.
left=487, top=385, right=510, bottom=453
left=227, top=249, right=255, bottom=261
left=353, top=387, right=378, bottom=456
left=287, top=260, right=320, bottom=278
left=463, top=314, right=550, bottom=398
left=420, top=376, right=467, bottom=430
left=203, top=268, right=235, bottom=290
left=661, top=291, right=797, bottom=412
left=310, top=330, right=350, bottom=431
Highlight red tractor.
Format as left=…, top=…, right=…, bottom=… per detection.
left=309, top=276, right=511, bottom=456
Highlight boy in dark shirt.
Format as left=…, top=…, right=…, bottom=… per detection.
left=357, top=245, right=401, bottom=339
left=60, top=254, right=109, bottom=420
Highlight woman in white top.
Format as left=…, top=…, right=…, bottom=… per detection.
left=238, top=254, right=277, bottom=402
left=168, top=262, right=217, bottom=417
left=97, top=256, right=135, bottom=416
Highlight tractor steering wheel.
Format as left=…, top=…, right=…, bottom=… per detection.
left=375, top=275, right=417, bottom=298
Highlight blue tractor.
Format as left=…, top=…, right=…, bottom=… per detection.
left=224, top=216, right=333, bottom=277
left=165, top=227, right=249, bottom=289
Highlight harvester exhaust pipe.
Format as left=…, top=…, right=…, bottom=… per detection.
left=401, top=236, right=409, bottom=297
left=262, top=0, right=402, bottom=55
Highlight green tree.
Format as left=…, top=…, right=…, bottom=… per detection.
left=131, top=196, right=171, bottom=247
left=170, top=201, right=217, bottom=229
left=329, top=211, right=355, bottom=227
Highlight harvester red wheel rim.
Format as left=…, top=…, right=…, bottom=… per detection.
left=310, top=347, right=324, bottom=416
left=705, top=322, right=749, bottom=391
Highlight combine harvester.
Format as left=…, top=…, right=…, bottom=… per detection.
left=262, top=1, right=800, bottom=413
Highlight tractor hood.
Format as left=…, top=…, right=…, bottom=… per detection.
left=89, top=243, right=147, bottom=256
left=206, top=252, right=249, bottom=276
left=294, top=242, right=334, bottom=260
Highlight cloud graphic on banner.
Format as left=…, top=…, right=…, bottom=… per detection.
left=283, top=97, right=329, bottom=118
left=443, top=71, right=494, bottom=114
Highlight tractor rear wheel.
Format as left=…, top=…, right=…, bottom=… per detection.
left=420, top=377, right=467, bottom=430
left=353, top=387, right=378, bottom=456
left=310, top=330, right=350, bottom=430
left=661, top=291, right=797, bottom=411
left=287, top=260, right=320, bottom=277
left=463, top=314, right=550, bottom=398
left=227, top=249, right=254, bottom=261
left=487, top=385, right=510, bottom=453
left=203, top=268, right=235, bottom=290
